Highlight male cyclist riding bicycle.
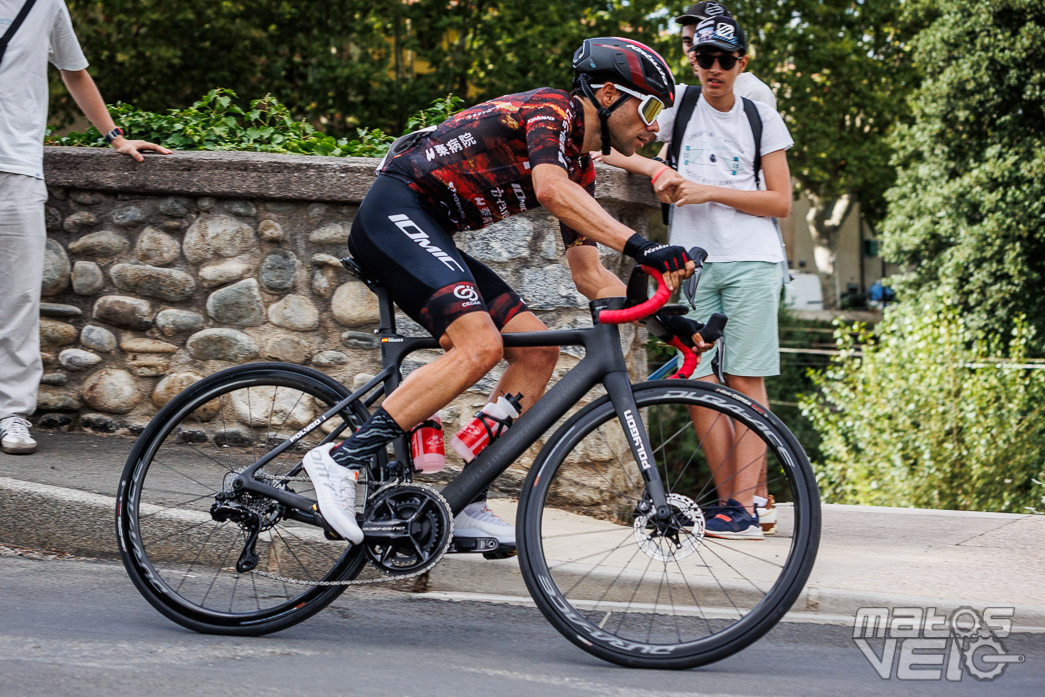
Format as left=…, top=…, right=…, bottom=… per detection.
left=304, top=37, right=713, bottom=550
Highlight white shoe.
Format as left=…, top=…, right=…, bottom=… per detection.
left=1, top=416, right=37, bottom=455
left=454, top=502, right=515, bottom=546
left=302, top=443, right=364, bottom=544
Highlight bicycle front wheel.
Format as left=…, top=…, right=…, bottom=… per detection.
left=517, top=380, right=820, bottom=669
left=116, top=363, right=373, bottom=635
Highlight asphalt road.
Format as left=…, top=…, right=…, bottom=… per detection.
left=1, top=549, right=1041, bottom=697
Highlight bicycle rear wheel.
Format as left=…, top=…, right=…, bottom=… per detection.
left=116, top=363, right=375, bottom=635
left=517, top=380, right=820, bottom=669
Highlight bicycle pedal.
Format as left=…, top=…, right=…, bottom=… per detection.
left=482, top=544, right=517, bottom=560
left=448, top=536, right=500, bottom=554
left=311, top=504, right=344, bottom=541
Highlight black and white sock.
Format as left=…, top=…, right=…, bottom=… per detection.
left=330, top=407, right=404, bottom=469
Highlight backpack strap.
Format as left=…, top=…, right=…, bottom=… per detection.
left=741, top=96, right=763, bottom=189
left=0, top=0, right=39, bottom=68
left=662, top=84, right=702, bottom=224
left=667, top=84, right=702, bottom=171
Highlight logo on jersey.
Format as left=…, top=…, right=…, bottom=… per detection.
left=388, top=214, right=465, bottom=272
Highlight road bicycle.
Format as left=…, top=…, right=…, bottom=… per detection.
left=116, top=250, right=821, bottom=669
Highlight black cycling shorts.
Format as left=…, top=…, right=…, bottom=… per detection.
left=348, top=176, right=528, bottom=339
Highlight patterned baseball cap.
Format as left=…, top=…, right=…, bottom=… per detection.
left=674, top=2, right=733, bottom=26
left=690, top=16, right=747, bottom=54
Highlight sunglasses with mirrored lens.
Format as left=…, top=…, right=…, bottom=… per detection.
left=693, top=52, right=739, bottom=70
left=602, top=84, right=665, bottom=126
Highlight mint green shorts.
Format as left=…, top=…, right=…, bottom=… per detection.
left=688, top=261, right=780, bottom=378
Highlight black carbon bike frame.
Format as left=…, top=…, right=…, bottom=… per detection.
left=231, top=277, right=678, bottom=523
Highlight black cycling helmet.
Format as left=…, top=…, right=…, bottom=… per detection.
left=573, top=37, right=676, bottom=154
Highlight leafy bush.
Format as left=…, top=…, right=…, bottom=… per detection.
left=46, top=89, right=463, bottom=158
left=800, top=299, right=1045, bottom=513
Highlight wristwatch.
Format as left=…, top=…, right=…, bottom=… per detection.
left=650, top=156, right=666, bottom=164
left=103, top=127, right=125, bottom=144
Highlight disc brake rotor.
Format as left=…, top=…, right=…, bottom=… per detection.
left=632, top=492, right=704, bottom=561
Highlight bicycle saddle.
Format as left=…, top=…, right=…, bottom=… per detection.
left=340, top=256, right=382, bottom=291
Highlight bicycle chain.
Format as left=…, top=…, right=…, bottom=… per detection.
left=251, top=483, right=453, bottom=587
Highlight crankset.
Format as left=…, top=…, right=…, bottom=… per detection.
left=361, top=484, right=453, bottom=575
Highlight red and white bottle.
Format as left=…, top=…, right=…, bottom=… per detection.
left=450, top=394, right=523, bottom=463
left=410, top=414, right=445, bottom=473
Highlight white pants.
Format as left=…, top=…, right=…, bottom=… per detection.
left=0, top=172, right=47, bottom=420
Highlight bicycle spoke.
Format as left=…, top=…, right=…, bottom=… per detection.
left=523, top=383, right=819, bottom=666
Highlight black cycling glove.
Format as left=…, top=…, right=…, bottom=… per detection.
left=623, top=233, right=690, bottom=274
left=655, top=312, right=705, bottom=348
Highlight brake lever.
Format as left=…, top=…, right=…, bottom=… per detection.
left=682, top=246, right=707, bottom=310
left=682, top=270, right=699, bottom=309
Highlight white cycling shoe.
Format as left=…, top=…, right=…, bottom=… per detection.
left=454, top=502, right=515, bottom=546
left=302, top=443, right=364, bottom=544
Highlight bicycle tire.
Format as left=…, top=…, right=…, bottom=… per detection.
left=517, top=379, right=820, bottom=669
left=116, top=362, right=375, bottom=635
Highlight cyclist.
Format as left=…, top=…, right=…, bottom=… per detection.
left=304, top=37, right=712, bottom=548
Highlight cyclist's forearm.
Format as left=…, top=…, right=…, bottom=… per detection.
left=534, top=165, right=635, bottom=251
left=565, top=246, right=627, bottom=300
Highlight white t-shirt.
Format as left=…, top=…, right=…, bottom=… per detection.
left=0, top=0, right=88, bottom=179
left=735, top=72, right=776, bottom=110
left=657, top=83, right=793, bottom=263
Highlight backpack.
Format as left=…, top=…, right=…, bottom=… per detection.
left=663, top=84, right=791, bottom=284
left=0, top=0, right=38, bottom=69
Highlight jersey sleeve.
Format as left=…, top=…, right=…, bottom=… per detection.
left=559, top=157, right=598, bottom=249
left=521, top=92, right=577, bottom=171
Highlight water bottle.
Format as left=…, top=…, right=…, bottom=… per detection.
left=450, top=393, right=523, bottom=463
left=410, top=414, right=445, bottom=473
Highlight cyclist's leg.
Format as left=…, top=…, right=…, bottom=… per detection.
left=459, top=251, right=558, bottom=416
left=310, top=177, right=504, bottom=539
left=347, top=176, right=505, bottom=430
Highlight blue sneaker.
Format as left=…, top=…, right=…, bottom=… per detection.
left=704, top=498, right=763, bottom=540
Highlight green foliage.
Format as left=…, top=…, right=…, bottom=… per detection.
left=722, top=1, right=919, bottom=222
left=879, top=1, right=1045, bottom=355
left=57, top=1, right=675, bottom=136
left=56, top=1, right=918, bottom=222
left=800, top=299, right=1045, bottom=513
left=46, top=89, right=463, bottom=157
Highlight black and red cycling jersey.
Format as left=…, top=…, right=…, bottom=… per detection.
left=382, top=88, right=597, bottom=248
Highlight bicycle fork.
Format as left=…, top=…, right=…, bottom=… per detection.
left=604, top=370, right=673, bottom=521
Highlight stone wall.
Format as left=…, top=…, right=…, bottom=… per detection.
left=37, top=147, right=657, bottom=484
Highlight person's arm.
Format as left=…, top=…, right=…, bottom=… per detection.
left=533, top=163, right=635, bottom=251
left=564, top=245, right=627, bottom=300
left=595, top=146, right=678, bottom=204
left=60, top=69, right=171, bottom=161
left=656, top=148, right=792, bottom=218
left=533, top=163, right=692, bottom=291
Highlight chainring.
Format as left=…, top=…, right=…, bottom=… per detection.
left=362, top=483, right=453, bottom=576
